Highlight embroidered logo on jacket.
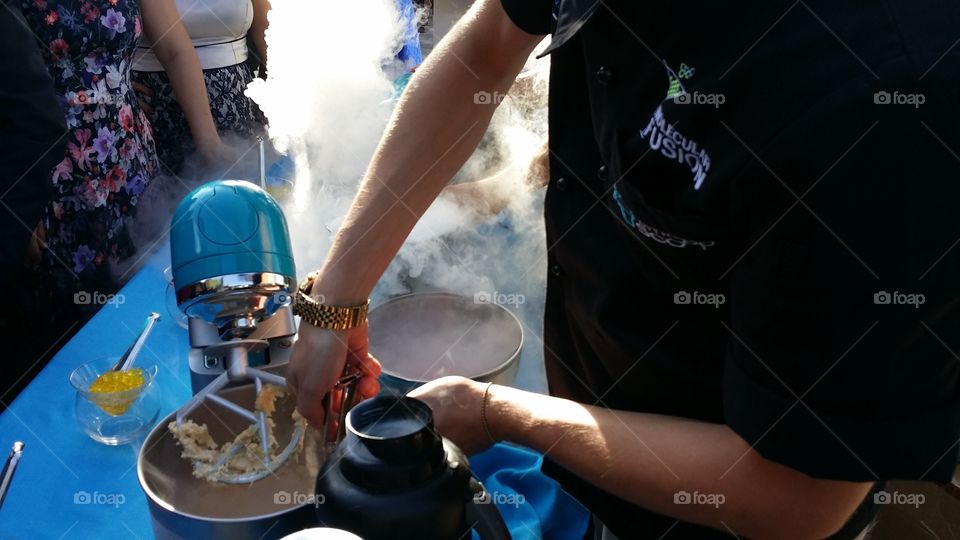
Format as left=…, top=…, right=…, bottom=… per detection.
left=638, top=60, right=712, bottom=191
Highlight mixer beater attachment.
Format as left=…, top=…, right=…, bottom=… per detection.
left=173, top=342, right=362, bottom=484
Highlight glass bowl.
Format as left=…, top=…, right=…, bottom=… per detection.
left=69, top=357, right=160, bottom=445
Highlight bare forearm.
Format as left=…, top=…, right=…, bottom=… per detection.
left=250, top=0, right=270, bottom=67
left=313, top=0, right=540, bottom=303
left=142, top=0, right=220, bottom=156
left=488, top=385, right=871, bottom=539
left=158, top=48, right=220, bottom=153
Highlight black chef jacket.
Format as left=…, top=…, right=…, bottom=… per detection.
left=500, top=0, right=960, bottom=537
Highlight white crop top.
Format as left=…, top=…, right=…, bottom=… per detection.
left=133, top=0, right=254, bottom=72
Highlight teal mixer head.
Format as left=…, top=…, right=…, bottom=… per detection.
left=170, top=180, right=296, bottom=334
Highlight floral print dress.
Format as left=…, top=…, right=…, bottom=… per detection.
left=20, top=0, right=156, bottom=301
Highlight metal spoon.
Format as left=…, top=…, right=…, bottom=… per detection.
left=112, top=312, right=161, bottom=371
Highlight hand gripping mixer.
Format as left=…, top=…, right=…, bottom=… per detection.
left=169, top=178, right=317, bottom=484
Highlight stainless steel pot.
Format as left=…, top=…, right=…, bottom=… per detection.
left=368, top=292, right=524, bottom=396
left=137, top=383, right=318, bottom=539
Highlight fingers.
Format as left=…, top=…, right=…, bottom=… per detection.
left=357, top=376, right=380, bottom=399
left=285, top=370, right=299, bottom=401
left=132, top=80, right=155, bottom=97
left=352, top=352, right=381, bottom=377
left=351, top=353, right=383, bottom=399
left=296, top=386, right=326, bottom=429
left=288, top=324, right=380, bottom=427
left=287, top=339, right=331, bottom=428
left=325, top=391, right=342, bottom=441
left=348, top=347, right=381, bottom=399
left=34, top=221, right=46, bottom=243
left=132, top=81, right=156, bottom=116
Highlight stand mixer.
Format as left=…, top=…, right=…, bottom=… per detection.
left=138, top=168, right=509, bottom=539
left=170, top=178, right=303, bottom=483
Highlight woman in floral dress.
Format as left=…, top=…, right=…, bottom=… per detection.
left=18, top=0, right=223, bottom=337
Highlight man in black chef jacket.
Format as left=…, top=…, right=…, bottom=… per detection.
left=288, top=1, right=960, bottom=537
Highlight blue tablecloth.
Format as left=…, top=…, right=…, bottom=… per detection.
left=0, top=246, right=587, bottom=539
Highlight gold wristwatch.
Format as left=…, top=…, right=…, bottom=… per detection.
left=292, top=271, right=369, bottom=331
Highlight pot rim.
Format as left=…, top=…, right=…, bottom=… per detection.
left=370, top=292, right=524, bottom=384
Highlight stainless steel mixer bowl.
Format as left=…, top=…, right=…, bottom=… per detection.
left=368, top=292, right=524, bottom=396
left=137, top=383, right=319, bottom=539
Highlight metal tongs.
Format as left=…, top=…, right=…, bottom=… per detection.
left=321, top=368, right=364, bottom=453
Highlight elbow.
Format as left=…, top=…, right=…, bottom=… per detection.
left=153, top=43, right=186, bottom=71
left=721, top=461, right=872, bottom=539
left=443, top=0, right=540, bottom=85
left=743, top=513, right=853, bottom=540
left=735, top=489, right=868, bottom=540
left=156, top=49, right=179, bottom=69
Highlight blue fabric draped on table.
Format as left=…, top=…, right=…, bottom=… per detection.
left=471, top=445, right=591, bottom=540
left=0, top=245, right=588, bottom=539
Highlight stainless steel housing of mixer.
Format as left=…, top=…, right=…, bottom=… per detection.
left=178, top=272, right=297, bottom=393
left=176, top=272, right=294, bottom=333
left=172, top=263, right=304, bottom=485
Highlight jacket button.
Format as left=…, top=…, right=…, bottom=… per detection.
left=555, top=177, right=567, bottom=190
left=597, top=165, right=607, bottom=181
left=551, top=264, right=562, bottom=277
left=596, top=66, right=613, bottom=84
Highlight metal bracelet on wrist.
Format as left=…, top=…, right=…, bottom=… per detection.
left=291, top=271, right=369, bottom=331
left=481, top=382, right=497, bottom=444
